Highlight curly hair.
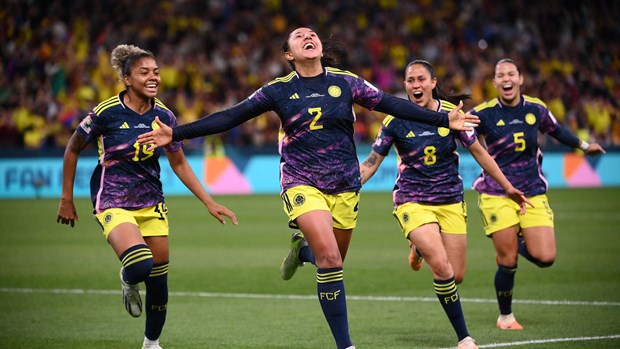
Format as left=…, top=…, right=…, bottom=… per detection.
left=110, top=44, right=155, bottom=82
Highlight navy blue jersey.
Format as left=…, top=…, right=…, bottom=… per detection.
left=372, top=100, right=476, bottom=205
left=245, top=67, right=383, bottom=194
left=76, top=91, right=182, bottom=212
left=470, top=95, right=559, bottom=196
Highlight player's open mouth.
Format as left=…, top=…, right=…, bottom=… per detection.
left=303, top=42, right=315, bottom=50
left=502, top=84, right=513, bottom=91
left=412, top=91, right=423, bottom=99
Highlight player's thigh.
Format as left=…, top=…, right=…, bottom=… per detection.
left=96, top=209, right=145, bottom=257
left=521, top=226, right=556, bottom=259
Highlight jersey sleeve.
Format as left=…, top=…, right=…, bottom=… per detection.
left=349, top=75, right=384, bottom=110
left=371, top=116, right=396, bottom=156
left=76, top=110, right=103, bottom=143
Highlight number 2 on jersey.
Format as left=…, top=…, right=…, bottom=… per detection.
left=308, top=107, right=324, bottom=130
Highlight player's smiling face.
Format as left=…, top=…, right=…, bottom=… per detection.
left=125, top=57, right=160, bottom=99
left=404, top=63, right=437, bottom=109
left=493, top=61, right=523, bottom=106
left=285, top=27, right=323, bottom=63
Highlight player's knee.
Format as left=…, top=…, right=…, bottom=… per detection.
left=120, top=244, right=154, bottom=284
left=315, top=252, right=343, bottom=269
left=535, top=257, right=555, bottom=268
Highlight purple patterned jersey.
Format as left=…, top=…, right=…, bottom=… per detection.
left=76, top=91, right=182, bottom=213
left=245, top=67, right=383, bottom=194
left=372, top=100, right=476, bottom=205
left=470, top=95, right=559, bottom=196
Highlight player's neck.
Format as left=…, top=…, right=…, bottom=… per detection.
left=124, top=91, right=152, bottom=115
left=294, top=61, right=323, bottom=78
left=499, top=94, right=521, bottom=107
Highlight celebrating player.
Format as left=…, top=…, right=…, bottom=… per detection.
left=359, top=60, right=530, bottom=349
left=470, top=58, right=605, bottom=330
left=137, top=27, right=478, bottom=349
left=56, top=44, right=237, bottom=349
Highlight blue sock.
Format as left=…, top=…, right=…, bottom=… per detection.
left=317, top=267, right=352, bottom=349
left=144, top=263, right=169, bottom=341
left=119, top=244, right=154, bottom=284
left=518, top=237, right=554, bottom=268
left=434, top=277, right=469, bottom=341
left=299, top=245, right=316, bottom=265
left=495, top=264, right=517, bottom=315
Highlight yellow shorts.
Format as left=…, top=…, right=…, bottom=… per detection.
left=393, top=201, right=467, bottom=238
left=94, top=202, right=169, bottom=239
left=281, top=185, right=359, bottom=230
left=477, top=193, right=554, bottom=236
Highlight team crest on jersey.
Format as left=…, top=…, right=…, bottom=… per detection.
left=328, top=85, right=341, bottom=98
left=151, top=118, right=161, bottom=130
left=525, top=113, right=536, bottom=125
left=490, top=214, right=497, bottom=223
left=104, top=213, right=113, bottom=225
left=403, top=213, right=409, bottom=223
left=293, top=194, right=305, bottom=206
left=437, top=127, right=450, bottom=137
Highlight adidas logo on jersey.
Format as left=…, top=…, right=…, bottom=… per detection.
left=289, top=93, right=300, bottom=99
left=496, top=119, right=505, bottom=126
left=120, top=122, right=130, bottom=129
left=406, top=131, right=416, bottom=138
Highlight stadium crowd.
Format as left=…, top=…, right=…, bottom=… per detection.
left=1, top=0, right=618, bottom=152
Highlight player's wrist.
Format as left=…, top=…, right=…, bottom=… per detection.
left=579, top=140, right=590, bottom=151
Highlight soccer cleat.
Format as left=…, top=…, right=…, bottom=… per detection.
left=120, top=267, right=142, bottom=318
left=280, top=232, right=307, bottom=280
left=407, top=240, right=424, bottom=271
left=457, top=336, right=478, bottom=349
left=142, top=337, right=163, bottom=349
left=142, top=343, right=163, bottom=349
left=497, top=313, right=524, bottom=330
left=344, top=347, right=356, bottom=349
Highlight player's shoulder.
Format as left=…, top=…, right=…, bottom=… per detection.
left=266, top=71, right=298, bottom=86
left=382, top=115, right=397, bottom=127
left=154, top=97, right=172, bottom=112
left=473, top=98, right=500, bottom=113
left=325, top=67, right=359, bottom=78
left=93, top=95, right=122, bottom=115
left=438, top=99, right=459, bottom=113
left=523, top=95, right=547, bottom=108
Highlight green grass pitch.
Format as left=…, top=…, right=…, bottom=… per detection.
left=0, top=188, right=619, bottom=348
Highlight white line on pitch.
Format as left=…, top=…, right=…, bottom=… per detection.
left=438, top=334, right=620, bottom=349
left=1, top=287, right=620, bottom=307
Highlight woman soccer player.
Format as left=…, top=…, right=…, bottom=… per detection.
left=56, top=44, right=237, bottom=349
left=137, top=27, right=478, bottom=349
left=359, top=60, right=530, bottom=349
left=470, top=58, right=605, bottom=330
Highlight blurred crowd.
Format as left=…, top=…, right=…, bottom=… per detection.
left=1, top=0, right=619, bottom=153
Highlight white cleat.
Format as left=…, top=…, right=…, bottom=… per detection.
left=120, top=267, right=142, bottom=318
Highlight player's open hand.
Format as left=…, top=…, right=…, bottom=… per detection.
left=206, top=202, right=239, bottom=225
left=137, top=116, right=173, bottom=151
left=448, top=101, right=479, bottom=131
left=57, top=198, right=78, bottom=227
